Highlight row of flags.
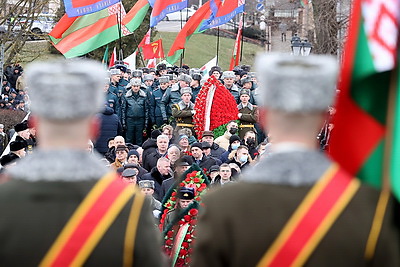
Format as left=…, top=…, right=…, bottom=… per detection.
left=50, top=0, right=246, bottom=63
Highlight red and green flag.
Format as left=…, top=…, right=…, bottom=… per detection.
left=122, top=0, right=150, bottom=32
left=166, top=1, right=212, bottom=64
left=299, top=0, right=308, bottom=8
left=49, top=2, right=131, bottom=58
left=329, top=0, right=400, bottom=199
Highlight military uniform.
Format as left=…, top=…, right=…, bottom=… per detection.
left=0, top=59, right=164, bottom=267
left=193, top=54, right=400, bottom=267
left=172, top=100, right=195, bottom=137
left=193, top=150, right=400, bottom=267
left=161, top=84, right=182, bottom=123
left=149, top=86, right=169, bottom=127
left=122, top=88, right=149, bottom=146
left=237, top=102, right=258, bottom=139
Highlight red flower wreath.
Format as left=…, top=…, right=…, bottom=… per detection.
left=193, top=76, right=238, bottom=139
left=159, top=170, right=208, bottom=266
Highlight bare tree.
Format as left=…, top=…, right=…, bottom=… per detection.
left=311, top=0, right=350, bottom=55
left=0, top=0, right=50, bottom=65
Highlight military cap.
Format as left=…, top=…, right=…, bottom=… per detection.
left=25, top=59, right=107, bottom=120
left=256, top=53, right=338, bottom=112
left=124, top=163, right=140, bottom=170
left=249, top=72, right=257, bottom=78
left=178, top=74, right=192, bottom=83
left=115, top=145, right=129, bottom=153
left=157, top=63, right=167, bottom=71
left=149, top=68, right=156, bottom=73
left=180, top=87, right=192, bottom=95
left=241, top=77, right=252, bottom=85
left=0, top=153, right=19, bottom=167
left=192, top=73, right=202, bottom=81
left=141, top=67, right=150, bottom=74
left=240, top=89, right=251, bottom=96
left=241, top=65, right=251, bottom=72
left=201, top=141, right=211, bottom=149
left=115, top=64, right=127, bottom=73
left=138, top=180, right=155, bottom=189
left=132, top=70, right=143, bottom=77
left=122, top=168, right=137, bottom=177
left=10, top=140, right=27, bottom=151
left=209, top=66, right=222, bottom=76
left=202, top=131, right=214, bottom=138
left=175, top=155, right=193, bottom=166
left=129, top=79, right=142, bottom=87
left=14, top=121, right=28, bottom=132
left=191, top=142, right=202, bottom=150
left=178, top=187, right=195, bottom=200
left=110, top=68, right=121, bottom=76
left=222, top=71, right=235, bottom=79
left=159, top=76, right=170, bottom=84
left=143, top=74, right=154, bottom=81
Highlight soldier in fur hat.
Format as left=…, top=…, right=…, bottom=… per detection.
left=193, top=54, right=400, bottom=267
left=0, top=59, right=164, bottom=266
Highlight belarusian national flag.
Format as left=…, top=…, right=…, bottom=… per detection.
left=122, top=0, right=150, bottom=32
left=166, top=1, right=212, bottom=64
left=49, top=2, right=131, bottom=58
left=109, top=47, right=117, bottom=67
left=329, top=0, right=400, bottom=199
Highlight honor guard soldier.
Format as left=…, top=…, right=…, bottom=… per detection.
left=238, top=88, right=258, bottom=139
left=193, top=54, right=400, bottom=267
left=0, top=59, right=164, bottom=266
left=172, top=87, right=196, bottom=137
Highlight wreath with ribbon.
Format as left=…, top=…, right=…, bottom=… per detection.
left=159, top=164, right=210, bottom=266
left=193, top=75, right=238, bottom=139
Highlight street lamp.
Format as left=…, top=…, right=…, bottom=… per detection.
left=291, top=38, right=312, bottom=56
left=291, top=40, right=302, bottom=56
left=301, top=39, right=312, bottom=56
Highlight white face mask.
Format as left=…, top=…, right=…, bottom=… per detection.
left=231, top=143, right=240, bottom=150
left=239, top=155, right=248, bottom=163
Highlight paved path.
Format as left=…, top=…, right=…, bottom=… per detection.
left=270, top=30, right=293, bottom=54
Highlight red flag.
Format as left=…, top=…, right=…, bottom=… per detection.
left=229, top=17, right=243, bottom=70
left=146, top=58, right=157, bottom=68
left=142, top=39, right=165, bottom=59
left=109, top=47, right=117, bottom=68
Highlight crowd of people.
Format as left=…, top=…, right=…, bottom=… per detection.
left=0, top=55, right=376, bottom=267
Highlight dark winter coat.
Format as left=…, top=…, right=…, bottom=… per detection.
left=141, top=167, right=172, bottom=201
left=94, top=107, right=122, bottom=155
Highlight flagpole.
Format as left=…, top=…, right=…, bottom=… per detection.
left=216, top=27, right=220, bottom=65
left=132, top=34, right=146, bottom=67
left=240, top=13, right=245, bottom=62
left=118, top=3, right=123, bottom=61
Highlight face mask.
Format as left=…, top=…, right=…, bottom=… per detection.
left=231, top=143, right=240, bottom=150
left=229, top=128, right=238, bottom=134
left=239, top=155, right=248, bottom=163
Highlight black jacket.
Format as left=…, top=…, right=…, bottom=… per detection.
left=141, top=167, right=172, bottom=201
left=94, top=107, right=122, bottom=154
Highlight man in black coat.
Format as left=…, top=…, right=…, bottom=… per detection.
left=94, top=105, right=122, bottom=155
left=141, top=157, right=172, bottom=201
left=143, top=134, right=169, bottom=171
left=190, top=142, right=218, bottom=172
left=201, top=131, right=226, bottom=159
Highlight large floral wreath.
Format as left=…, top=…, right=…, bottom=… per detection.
left=193, top=75, right=238, bottom=139
left=159, top=164, right=209, bottom=266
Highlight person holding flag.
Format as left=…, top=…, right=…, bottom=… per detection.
left=193, top=54, right=400, bottom=266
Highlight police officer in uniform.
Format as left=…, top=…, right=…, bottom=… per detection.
left=0, top=59, right=164, bottom=266
left=149, top=76, right=170, bottom=128
left=122, top=78, right=149, bottom=146
left=222, top=71, right=240, bottom=103
left=193, top=54, right=400, bottom=267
